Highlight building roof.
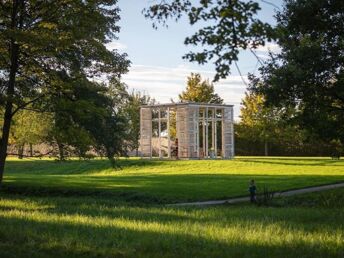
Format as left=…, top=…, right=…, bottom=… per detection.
left=141, top=102, right=234, bottom=109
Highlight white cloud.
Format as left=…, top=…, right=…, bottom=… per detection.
left=254, top=42, right=281, bottom=53
left=105, top=41, right=128, bottom=51
left=256, top=53, right=271, bottom=60
left=122, top=64, right=246, bottom=120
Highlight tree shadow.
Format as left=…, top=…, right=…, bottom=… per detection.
left=2, top=173, right=344, bottom=204
left=0, top=195, right=342, bottom=258
left=4, top=158, right=172, bottom=175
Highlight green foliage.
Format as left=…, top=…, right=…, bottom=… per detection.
left=94, top=79, right=131, bottom=165
left=257, top=186, right=275, bottom=206
left=179, top=73, right=223, bottom=103
left=125, top=90, right=154, bottom=155
left=145, top=1, right=274, bottom=81
left=48, top=78, right=131, bottom=164
left=49, top=78, right=104, bottom=160
left=0, top=0, right=130, bottom=180
left=10, top=109, right=52, bottom=147
left=177, top=72, right=223, bottom=147
left=0, top=0, right=129, bottom=110
left=239, top=92, right=302, bottom=155
left=250, top=0, right=344, bottom=150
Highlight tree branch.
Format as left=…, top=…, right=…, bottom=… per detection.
left=7, top=149, right=54, bottom=158
left=11, top=94, right=45, bottom=117
left=235, top=61, right=248, bottom=87
left=259, top=0, right=281, bottom=10
left=249, top=48, right=264, bottom=66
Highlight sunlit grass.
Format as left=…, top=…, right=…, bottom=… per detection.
left=0, top=194, right=343, bottom=258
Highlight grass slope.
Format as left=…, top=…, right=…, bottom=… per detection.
left=1, top=157, right=344, bottom=257
left=3, top=157, right=344, bottom=203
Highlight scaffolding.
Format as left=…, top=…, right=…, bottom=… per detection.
left=140, top=103, right=234, bottom=159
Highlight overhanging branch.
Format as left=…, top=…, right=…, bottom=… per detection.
left=11, top=94, right=45, bottom=117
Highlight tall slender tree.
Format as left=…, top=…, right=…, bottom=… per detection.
left=240, top=92, right=281, bottom=156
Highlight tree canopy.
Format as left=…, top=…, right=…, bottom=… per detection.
left=9, top=109, right=52, bottom=158
left=239, top=91, right=302, bottom=156
left=145, top=0, right=275, bottom=81
left=250, top=0, right=344, bottom=146
left=179, top=73, right=223, bottom=104
left=0, top=0, right=130, bottom=182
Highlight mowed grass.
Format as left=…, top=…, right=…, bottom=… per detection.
left=0, top=192, right=343, bottom=258
left=3, top=157, right=344, bottom=203
left=1, top=157, right=344, bottom=257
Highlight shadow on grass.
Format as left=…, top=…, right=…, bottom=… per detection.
left=4, top=158, right=172, bottom=175
left=2, top=173, right=344, bottom=204
left=3, top=158, right=344, bottom=204
left=0, top=195, right=342, bottom=258
left=5, top=158, right=344, bottom=178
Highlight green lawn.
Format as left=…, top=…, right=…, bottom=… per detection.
left=3, top=157, right=344, bottom=203
left=1, top=157, right=344, bottom=257
left=0, top=191, right=343, bottom=258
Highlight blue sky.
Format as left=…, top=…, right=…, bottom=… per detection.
left=112, top=0, right=283, bottom=120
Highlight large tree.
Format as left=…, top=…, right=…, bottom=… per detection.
left=0, top=0, right=129, bottom=183
left=48, top=77, right=130, bottom=164
left=179, top=73, right=223, bottom=103
left=48, top=77, right=106, bottom=161
left=239, top=92, right=300, bottom=156
left=240, top=92, right=276, bottom=156
left=250, top=0, right=344, bottom=148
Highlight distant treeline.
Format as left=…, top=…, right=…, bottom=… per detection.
left=235, top=137, right=337, bottom=157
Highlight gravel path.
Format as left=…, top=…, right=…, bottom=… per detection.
left=169, top=182, right=344, bottom=207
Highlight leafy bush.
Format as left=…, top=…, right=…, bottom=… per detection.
left=257, top=186, right=275, bottom=206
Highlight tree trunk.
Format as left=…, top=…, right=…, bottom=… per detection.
left=264, top=140, right=269, bottom=156
left=0, top=101, right=15, bottom=183
left=18, top=143, right=25, bottom=159
left=57, top=143, right=65, bottom=161
left=0, top=1, right=21, bottom=185
left=29, top=143, right=33, bottom=157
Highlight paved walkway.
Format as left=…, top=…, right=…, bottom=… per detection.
left=169, top=182, right=344, bottom=207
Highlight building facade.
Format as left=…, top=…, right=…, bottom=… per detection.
left=140, top=103, right=234, bottom=159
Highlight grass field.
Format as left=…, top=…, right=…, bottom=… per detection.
left=3, top=157, right=344, bottom=202
left=1, top=157, right=344, bottom=257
